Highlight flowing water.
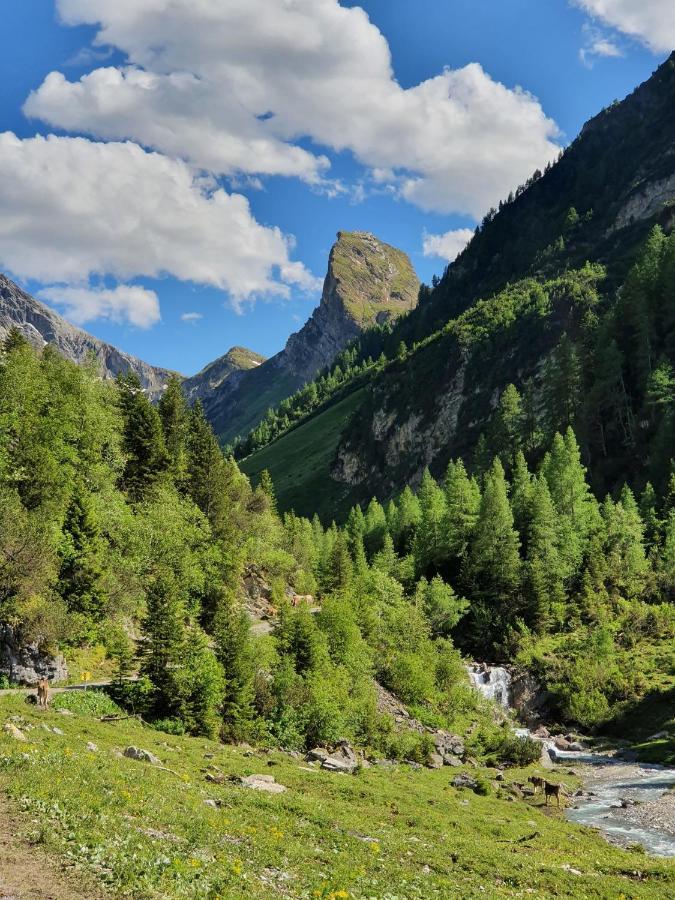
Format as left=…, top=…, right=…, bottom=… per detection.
left=467, top=663, right=675, bottom=856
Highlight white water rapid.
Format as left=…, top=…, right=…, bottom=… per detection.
left=467, top=662, right=675, bottom=857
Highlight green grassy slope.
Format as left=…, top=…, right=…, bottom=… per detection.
left=241, top=389, right=365, bottom=520
left=1, top=694, right=673, bottom=899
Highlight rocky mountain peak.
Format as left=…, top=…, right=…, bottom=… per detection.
left=324, top=230, right=419, bottom=325
left=182, top=345, right=265, bottom=403
left=0, top=273, right=173, bottom=399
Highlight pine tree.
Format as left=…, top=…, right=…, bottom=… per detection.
left=414, top=575, right=468, bottom=637
left=542, top=335, right=582, bottom=438
left=489, top=383, right=523, bottom=465
left=186, top=400, right=228, bottom=531
left=465, top=458, right=521, bottom=631
left=392, top=486, right=421, bottom=553
left=542, top=428, right=599, bottom=579
left=117, top=373, right=168, bottom=501
left=57, top=482, right=108, bottom=620
left=140, top=573, right=187, bottom=719
left=601, top=486, right=648, bottom=601
left=442, top=460, right=480, bottom=566
left=158, top=375, right=189, bottom=487
left=525, top=477, right=566, bottom=631
left=412, top=468, right=447, bottom=575
left=509, top=450, right=534, bottom=542
left=213, top=592, right=255, bottom=740
left=363, top=498, right=388, bottom=558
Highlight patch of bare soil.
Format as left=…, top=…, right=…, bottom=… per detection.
left=0, top=795, right=106, bottom=900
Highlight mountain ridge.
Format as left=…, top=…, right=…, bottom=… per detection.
left=0, top=273, right=174, bottom=399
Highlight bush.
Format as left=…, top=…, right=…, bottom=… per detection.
left=151, top=717, right=187, bottom=736
left=0, top=674, right=11, bottom=689
left=52, top=689, right=122, bottom=718
left=383, top=652, right=436, bottom=705
left=494, top=734, right=542, bottom=767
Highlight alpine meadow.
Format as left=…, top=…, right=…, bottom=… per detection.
left=1, top=3, right=675, bottom=899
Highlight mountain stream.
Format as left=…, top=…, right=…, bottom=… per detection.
left=467, top=664, right=675, bottom=856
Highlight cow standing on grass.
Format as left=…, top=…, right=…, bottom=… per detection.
left=36, top=677, right=50, bottom=710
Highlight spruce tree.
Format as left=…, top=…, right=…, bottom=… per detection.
left=158, top=375, right=189, bottom=487
left=525, top=477, right=566, bottom=631
left=213, top=592, right=255, bottom=740
left=465, top=458, right=521, bottom=632
left=140, top=573, right=187, bottom=719
left=442, top=460, right=480, bottom=567
left=57, top=482, right=108, bottom=620
left=117, top=373, right=168, bottom=501
left=412, top=468, right=447, bottom=575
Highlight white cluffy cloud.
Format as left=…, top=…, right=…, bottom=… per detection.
left=0, top=132, right=320, bottom=306
left=573, top=1, right=675, bottom=54
left=40, top=284, right=160, bottom=329
left=181, top=312, right=203, bottom=323
left=23, top=0, right=563, bottom=218
left=579, top=24, right=623, bottom=66
left=423, top=228, right=475, bottom=262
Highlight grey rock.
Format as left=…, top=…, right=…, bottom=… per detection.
left=427, top=752, right=444, bottom=769
left=452, top=773, right=478, bottom=790
left=307, top=740, right=359, bottom=774
left=2, top=723, right=27, bottom=741
left=0, top=624, right=67, bottom=686
left=443, top=754, right=463, bottom=768
left=123, top=746, right=161, bottom=765
left=234, top=774, right=287, bottom=793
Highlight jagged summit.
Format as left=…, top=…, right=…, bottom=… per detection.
left=186, top=230, right=419, bottom=444
left=0, top=273, right=173, bottom=398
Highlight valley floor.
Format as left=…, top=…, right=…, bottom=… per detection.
left=1, top=696, right=675, bottom=899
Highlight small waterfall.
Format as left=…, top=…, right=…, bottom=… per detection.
left=466, top=663, right=512, bottom=708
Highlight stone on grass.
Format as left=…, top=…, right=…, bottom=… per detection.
left=452, top=773, right=477, bottom=790
left=307, top=739, right=358, bottom=774
left=86, top=742, right=98, bottom=752
left=427, top=752, right=444, bottom=769
left=2, top=722, right=27, bottom=741
left=123, top=746, right=161, bottom=765
left=234, top=774, right=287, bottom=793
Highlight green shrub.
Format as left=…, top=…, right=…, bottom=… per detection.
left=52, top=689, right=122, bottom=718
left=151, top=717, right=187, bottom=736
left=0, top=675, right=11, bottom=689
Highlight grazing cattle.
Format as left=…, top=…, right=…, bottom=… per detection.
left=544, top=781, right=564, bottom=807
left=528, top=775, right=546, bottom=795
left=36, top=678, right=50, bottom=710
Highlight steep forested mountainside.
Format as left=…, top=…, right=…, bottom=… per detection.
left=0, top=273, right=174, bottom=399
left=188, top=231, right=419, bottom=445
left=241, top=54, right=675, bottom=520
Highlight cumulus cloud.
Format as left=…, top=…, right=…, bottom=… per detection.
left=24, top=0, right=563, bottom=218
left=573, top=1, right=675, bottom=54
left=0, top=132, right=320, bottom=305
left=181, top=312, right=203, bottom=323
left=579, top=24, right=623, bottom=66
left=40, top=284, right=160, bottom=328
left=422, top=228, right=475, bottom=262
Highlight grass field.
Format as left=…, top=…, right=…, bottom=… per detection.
left=241, top=390, right=365, bottom=521
left=1, top=693, right=674, bottom=899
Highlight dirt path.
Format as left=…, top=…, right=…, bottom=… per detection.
left=0, top=796, right=107, bottom=900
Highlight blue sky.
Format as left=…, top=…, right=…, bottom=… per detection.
left=0, top=1, right=669, bottom=375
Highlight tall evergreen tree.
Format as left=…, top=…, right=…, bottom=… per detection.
left=57, top=482, right=108, bottom=620
left=525, top=477, right=566, bottom=631
left=158, top=375, right=189, bottom=487
left=413, top=468, right=447, bottom=575
left=117, top=373, right=168, bottom=501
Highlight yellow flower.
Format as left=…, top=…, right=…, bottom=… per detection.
left=188, top=858, right=201, bottom=868
left=231, top=860, right=242, bottom=876
left=369, top=842, right=380, bottom=854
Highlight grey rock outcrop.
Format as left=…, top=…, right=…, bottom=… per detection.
left=0, top=274, right=173, bottom=399
left=0, top=624, right=67, bottom=685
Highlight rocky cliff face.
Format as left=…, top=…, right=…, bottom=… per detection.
left=191, top=231, right=419, bottom=445
left=0, top=274, right=173, bottom=399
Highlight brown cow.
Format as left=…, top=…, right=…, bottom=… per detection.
left=36, top=678, right=50, bottom=710
left=544, top=780, right=564, bottom=807
left=528, top=775, right=546, bottom=795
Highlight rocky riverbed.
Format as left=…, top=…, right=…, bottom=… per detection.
left=566, top=761, right=675, bottom=857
